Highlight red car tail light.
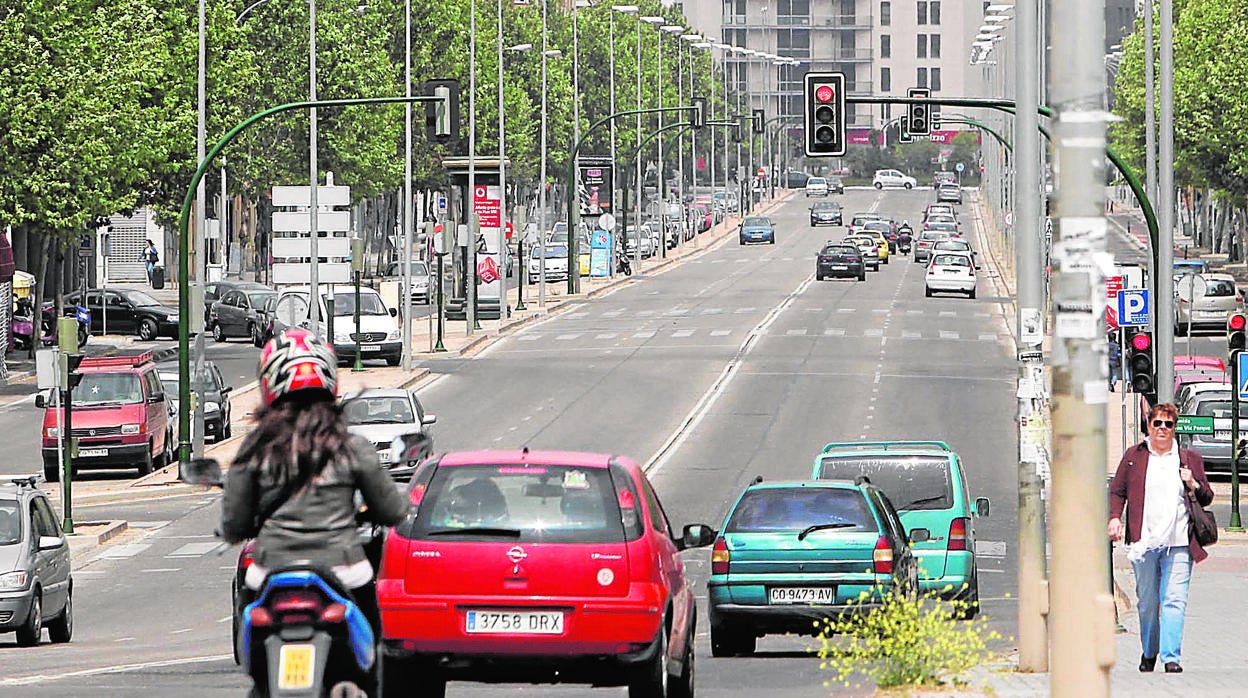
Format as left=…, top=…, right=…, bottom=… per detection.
left=711, top=537, right=730, bottom=575
left=948, top=517, right=969, bottom=551
left=872, top=536, right=894, bottom=575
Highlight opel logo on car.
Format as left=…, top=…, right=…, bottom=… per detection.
left=506, top=546, right=527, bottom=564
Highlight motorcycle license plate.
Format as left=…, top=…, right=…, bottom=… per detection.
left=465, top=610, right=564, bottom=634
left=769, top=587, right=836, bottom=605
left=277, top=643, right=316, bottom=690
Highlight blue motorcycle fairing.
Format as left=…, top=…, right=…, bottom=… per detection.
left=241, top=570, right=375, bottom=674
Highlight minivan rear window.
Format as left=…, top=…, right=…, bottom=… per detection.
left=727, top=488, right=877, bottom=533
left=410, top=464, right=629, bottom=543
left=817, top=455, right=954, bottom=511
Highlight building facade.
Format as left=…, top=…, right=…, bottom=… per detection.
left=682, top=0, right=986, bottom=131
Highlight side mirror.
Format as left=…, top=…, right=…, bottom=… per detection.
left=975, top=497, right=991, bottom=517
left=34, top=393, right=47, bottom=409
left=679, top=523, right=717, bottom=550
left=38, top=536, right=65, bottom=552
left=221, top=386, right=233, bottom=394
left=389, top=307, right=398, bottom=317
left=421, top=414, right=437, bottom=425
left=148, top=393, right=164, bottom=404
left=180, top=457, right=224, bottom=487
left=909, top=528, right=931, bottom=543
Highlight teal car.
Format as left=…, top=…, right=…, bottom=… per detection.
left=811, top=441, right=989, bottom=617
left=707, top=478, right=919, bottom=657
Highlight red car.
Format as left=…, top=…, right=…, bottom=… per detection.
left=378, top=449, right=716, bottom=696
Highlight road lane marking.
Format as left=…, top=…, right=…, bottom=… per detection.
left=166, top=542, right=225, bottom=558
left=595, top=333, right=618, bottom=339
left=824, top=328, right=845, bottom=336
left=0, top=654, right=233, bottom=686
left=99, top=543, right=151, bottom=559
left=644, top=273, right=817, bottom=476
left=864, top=329, right=883, bottom=337
left=140, top=568, right=181, bottom=573
left=710, top=330, right=731, bottom=337
left=672, top=330, right=694, bottom=338
left=555, top=333, right=582, bottom=341
left=516, top=335, right=541, bottom=341
left=786, top=329, right=807, bottom=336
left=901, top=330, right=921, bottom=339
left=632, top=330, right=655, bottom=338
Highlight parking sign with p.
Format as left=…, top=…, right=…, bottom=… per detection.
left=1117, top=289, right=1150, bottom=327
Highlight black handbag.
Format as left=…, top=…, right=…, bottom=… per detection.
left=1185, top=490, right=1218, bottom=547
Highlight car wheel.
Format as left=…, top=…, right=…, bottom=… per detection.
left=138, top=317, right=158, bottom=342
left=816, top=273, right=824, bottom=281
left=47, top=587, right=72, bottom=643
left=883, top=256, right=889, bottom=264
left=904, top=182, right=913, bottom=189
left=43, top=460, right=60, bottom=483
left=874, top=182, right=883, bottom=190
left=224, top=419, right=233, bottom=439
left=769, top=238, right=775, bottom=245
left=710, top=623, right=755, bottom=657
left=78, top=326, right=89, bottom=347
left=628, top=624, right=669, bottom=698
left=1174, top=323, right=1187, bottom=337
left=15, top=593, right=41, bottom=647
left=248, top=323, right=260, bottom=347
left=138, top=446, right=155, bottom=477
left=925, top=287, right=934, bottom=298
left=858, top=271, right=866, bottom=281
left=669, top=618, right=696, bottom=698
left=384, top=657, right=445, bottom=697
left=212, top=322, right=226, bottom=342
left=386, top=356, right=401, bottom=367
left=968, top=288, right=977, bottom=299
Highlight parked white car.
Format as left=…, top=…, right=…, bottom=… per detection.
left=873, top=169, right=917, bottom=190
left=925, top=251, right=977, bottom=299
left=804, top=176, right=830, bottom=197
left=528, top=244, right=570, bottom=284
left=624, top=225, right=658, bottom=258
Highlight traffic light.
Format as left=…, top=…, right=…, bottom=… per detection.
left=423, top=79, right=460, bottom=142
left=732, top=118, right=743, bottom=143
left=1229, top=312, right=1247, bottom=351
left=691, top=97, right=707, bottom=129
left=1125, top=327, right=1155, bottom=395
left=907, top=87, right=931, bottom=136
left=930, top=106, right=942, bottom=131
left=803, top=72, right=846, bottom=157
left=63, top=353, right=84, bottom=390
left=898, top=115, right=913, bottom=144
left=751, top=108, right=765, bottom=134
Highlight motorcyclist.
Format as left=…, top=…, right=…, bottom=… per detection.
left=897, top=221, right=914, bottom=251
left=220, top=328, right=411, bottom=637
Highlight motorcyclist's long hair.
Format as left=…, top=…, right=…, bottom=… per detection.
left=233, top=389, right=351, bottom=492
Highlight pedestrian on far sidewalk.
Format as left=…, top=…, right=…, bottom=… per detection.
left=1107, top=331, right=1121, bottom=392
left=141, top=239, right=159, bottom=287
left=1108, top=402, right=1214, bottom=675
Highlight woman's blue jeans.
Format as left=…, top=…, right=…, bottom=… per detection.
left=1131, top=545, right=1192, bottom=664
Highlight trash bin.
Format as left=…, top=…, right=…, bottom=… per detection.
left=150, top=265, right=165, bottom=290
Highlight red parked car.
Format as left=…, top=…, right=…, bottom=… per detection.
left=378, top=449, right=716, bottom=697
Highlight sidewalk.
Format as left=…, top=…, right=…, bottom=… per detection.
left=56, top=193, right=794, bottom=540
left=960, top=190, right=1248, bottom=696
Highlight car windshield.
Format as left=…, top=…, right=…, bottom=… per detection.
left=386, top=262, right=430, bottom=277
left=817, top=455, right=955, bottom=510
left=123, top=291, right=162, bottom=307
left=1194, top=400, right=1248, bottom=419
left=247, top=292, right=276, bottom=308
left=808, top=178, right=826, bottom=185
left=327, top=292, right=388, bottom=316
left=743, top=217, right=770, bottom=227
left=0, top=500, right=20, bottom=545
left=411, top=464, right=631, bottom=543
left=342, top=396, right=415, bottom=425
left=74, top=372, right=144, bottom=406
left=532, top=245, right=567, bottom=259
left=726, top=488, right=877, bottom=533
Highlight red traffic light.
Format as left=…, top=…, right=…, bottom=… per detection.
left=814, top=85, right=835, bottom=103
left=1230, top=313, right=1246, bottom=331
left=1131, top=332, right=1152, bottom=351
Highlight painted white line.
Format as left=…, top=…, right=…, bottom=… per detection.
left=166, top=541, right=225, bottom=558
left=595, top=333, right=618, bottom=339
left=0, top=654, right=234, bottom=686
left=786, top=329, right=807, bottom=336
left=864, top=329, right=883, bottom=337
left=901, top=330, right=922, bottom=339
left=836, top=308, right=857, bottom=314
left=0, top=393, right=37, bottom=413
left=140, top=568, right=181, bottom=573
left=632, top=331, right=656, bottom=338
left=979, top=334, right=998, bottom=341
left=940, top=331, right=960, bottom=340
left=98, top=543, right=151, bottom=559
left=637, top=310, right=656, bottom=316
left=555, top=333, right=582, bottom=341
left=516, top=335, right=541, bottom=341
left=702, top=308, right=724, bottom=315
left=644, top=274, right=817, bottom=476
left=672, top=330, right=694, bottom=338
left=710, top=330, right=731, bottom=337
left=940, top=311, right=957, bottom=317
left=170, top=628, right=194, bottom=635
left=566, top=311, right=590, bottom=319
left=734, top=307, right=756, bottom=313
left=824, top=328, right=845, bottom=336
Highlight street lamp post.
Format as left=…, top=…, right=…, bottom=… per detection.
left=612, top=5, right=641, bottom=273
left=662, top=25, right=685, bottom=227
left=538, top=0, right=562, bottom=307
left=497, top=5, right=531, bottom=322
left=641, top=16, right=665, bottom=256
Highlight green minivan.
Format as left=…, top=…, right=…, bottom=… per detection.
left=811, top=441, right=989, bottom=617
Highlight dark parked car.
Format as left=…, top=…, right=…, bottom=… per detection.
left=208, top=286, right=276, bottom=344
left=157, top=360, right=233, bottom=442
left=253, top=294, right=279, bottom=348
left=784, top=171, right=811, bottom=189
left=809, top=200, right=843, bottom=226
left=816, top=242, right=866, bottom=281
left=0, top=477, right=73, bottom=647
left=65, top=288, right=179, bottom=341
left=827, top=175, right=845, bottom=194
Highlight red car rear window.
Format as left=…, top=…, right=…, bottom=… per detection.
left=407, top=464, right=639, bottom=543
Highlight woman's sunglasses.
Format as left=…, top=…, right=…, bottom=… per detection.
left=1151, top=419, right=1175, bottom=429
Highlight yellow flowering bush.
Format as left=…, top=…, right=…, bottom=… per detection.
left=815, top=587, right=1000, bottom=689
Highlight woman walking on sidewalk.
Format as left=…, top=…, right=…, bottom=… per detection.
left=1108, top=402, right=1214, bottom=674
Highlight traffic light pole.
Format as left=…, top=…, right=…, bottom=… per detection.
left=172, top=94, right=449, bottom=464
left=1232, top=350, right=1243, bottom=531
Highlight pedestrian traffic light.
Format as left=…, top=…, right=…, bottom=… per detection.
left=803, top=72, right=846, bottom=157
left=898, top=115, right=913, bottom=144
left=732, top=118, right=743, bottom=143
left=751, top=108, right=765, bottom=134
left=423, top=79, right=460, bottom=142
left=1229, top=312, right=1247, bottom=351
left=907, top=88, right=931, bottom=136
left=691, top=97, right=707, bottom=129
left=930, top=106, right=942, bottom=132
left=1125, top=327, right=1155, bottom=395
left=63, top=353, right=84, bottom=390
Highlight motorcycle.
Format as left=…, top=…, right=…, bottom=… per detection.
left=12, top=297, right=35, bottom=351
left=896, top=235, right=913, bottom=255
left=616, top=251, right=633, bottom=277
left=180, top=458, right=381, bottom=698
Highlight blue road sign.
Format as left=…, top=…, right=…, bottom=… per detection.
left=1238, top=351, right=1248, bottom=401
left=955, top=162, right=965, bottom=173
left=1117, top=289, right=1150, bottom=326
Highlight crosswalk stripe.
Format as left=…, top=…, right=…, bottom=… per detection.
left=940, top=331, right=959, bottom=339
left=906, top=310, right=923, bottom=316
left=735, top=307, right=756, bottom=313
left=637, top=310, right=656, bottom=317
left=979, top=334, right=998, bottom=341
left=837, top=308, right=857, bottom=313
left=824, top=328, right=846, bottom=336
left=596, top=333, right=618, bottom=339
left=901, top=330, right=922, bottom=339
left=672, top=330, right=694, bottom=338
left=864, top=329, right=883, bottom=337
left=556, top=333, right=582, bottom=340
left=940, top=311, right=957, bottom=317
left=632, top=330, right=655, bottom=338
left=99, top=544, right=151, bottom=559
left=786, top=329, right=807, bottom=336
left=710, top=330, right=731, bottom=337
left=517, top=335, right=541, bottom=341
left=703, top=308, right=724, bottom=315
left=166, top=542, right=224, bottom=558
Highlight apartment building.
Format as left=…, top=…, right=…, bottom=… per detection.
left=682, top=1, right=986, bottom=135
